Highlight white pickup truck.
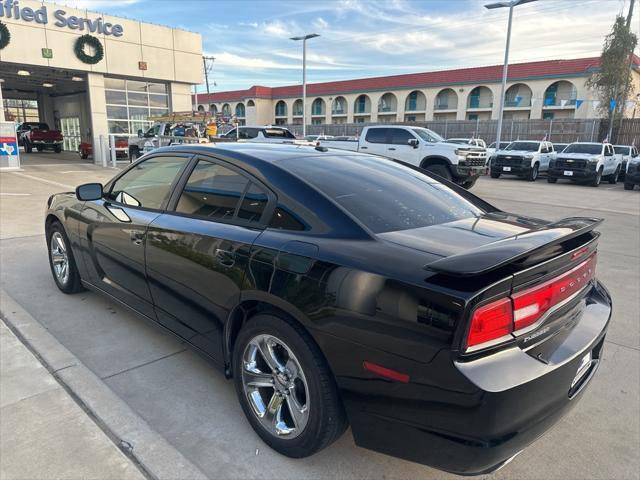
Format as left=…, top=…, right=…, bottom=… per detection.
left=319, top=125, right=487, bottom=188
left=490, top=140, right=556, bottom=181
left=547, top=142, right=622, bottom=187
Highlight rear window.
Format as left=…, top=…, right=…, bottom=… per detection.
left=263, top=128, right=296, bottom=139
left=281, top=155, right=483, bottom=234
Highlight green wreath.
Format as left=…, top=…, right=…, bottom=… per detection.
left=0, top=22, right=10, bottom=50
left=74, top=34, right=104, bottom=64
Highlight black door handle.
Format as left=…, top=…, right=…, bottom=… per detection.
left=388, top=147, right=396, bottom=151
left=215, top=248, right=235, bottom=267
left=360, top=146, right=368, bottom=149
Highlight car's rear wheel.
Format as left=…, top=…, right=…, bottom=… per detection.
left=624, top=183, right=634, bottom=190
left=490, top=171, right=501, bottom=179
left=36, top=145, right=44, bottom=152
left=54, top=145, right=62, bottom=153
left=233, top=314, right=347, bottom=458
left=47, top=222, right=84, bottom=294
left=424, top=164, right=452, bottom=182
left=24, top=141, right=32, bottom=153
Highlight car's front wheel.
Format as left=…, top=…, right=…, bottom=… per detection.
left=591, top=168, right=603, bottom=187
left=526, top=163, right=539, bottom=181
left=47, top=222, right=84, bottom=294
left=233, top=314, right=347, bottom=458
left=547, top=176, right=558, bottom=183
left=624, top=183, right=634, bottom=190
left=608, top=166, right=620, bottom=184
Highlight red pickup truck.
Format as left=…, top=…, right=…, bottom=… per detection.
left=20, top=122, right=63, bottom=153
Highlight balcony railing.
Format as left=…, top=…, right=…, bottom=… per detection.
left=378, top=106, right=396, bottom=112
left=543, top=98, right=577, bottom=107
left=504, top=99, right=531, bottom=107
left=435, top=104, right=456, bottom=110
left=292, top=110, right=303, bottom=116
left=331, top=109, right=346, bottom=115
left=468, top=101, right=493, bottom=109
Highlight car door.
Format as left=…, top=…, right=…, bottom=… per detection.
left=145, top=156, right=274, bottom=361
left=361, top=127, right=389, bottom=156
left=77, top=154, right=191, bottom=318
left=386, top=128, right=419, bottom=163
left=604, top=145, right=614, bottom=174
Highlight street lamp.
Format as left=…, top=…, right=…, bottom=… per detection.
left=485, top=0, right=537, bottom=148
left=290, top=33, right=319, bottom=137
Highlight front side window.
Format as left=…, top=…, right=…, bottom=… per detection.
left=108, top=157, right=187, bottom=209
left=176, top=161, right=250, bottom=220
left=389, top=128, right=415, bottom=145
left=281, top=155, right=483, bottom=234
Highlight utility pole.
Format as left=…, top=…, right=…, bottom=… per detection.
left=608, top=0, right=635, bottom=141
left=291, top=34, right=319, bottom=137
left=202, top=56, right=215, bottom=95
left=485, top=0, right=538, bottom=149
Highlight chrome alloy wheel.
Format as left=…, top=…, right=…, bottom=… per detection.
left=241, top=334, right=310, bottom=438
left=50, top=232, right=69, bottom=285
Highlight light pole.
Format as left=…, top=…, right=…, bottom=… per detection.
left=485, top=0, right=537, bottom=148
left=290, top=33, right=319, bottom=137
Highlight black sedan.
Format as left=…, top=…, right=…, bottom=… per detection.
left=45, top=143, right=611, bottom=475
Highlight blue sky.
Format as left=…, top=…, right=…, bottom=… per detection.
left=73, top=0, right=636, bottom=92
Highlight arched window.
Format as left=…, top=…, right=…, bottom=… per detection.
left=435, top=88, right=458, bottom=110
left=354, top=95, right=371, bottom=114
left=467, top=86, right=493, bottom=109
left=378, top=93, right=397, bottom=112
left=235, top=103, right=245, bottom=117
left=275, top=100, right=287, bottom=117
left=210, top=104, right=218, bottom=114
left=405, top=91, right=426, bottom=111
left=292, top=99, right=303, bottom=116
left=311, top=98, right=325, bottom=116
left=247, top=99, right=255, bottom=107
left=222, top=103, right=231, bottom=116
left=332, top=96, right=347, bottom=115
left=197, top=105, right=205, bottom=112
left=544, top=81, right=577, bottom=107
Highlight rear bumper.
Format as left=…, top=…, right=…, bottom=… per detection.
left=548, top=167, right=596, bottom=180
left=331, top=281, right=611, bottom=475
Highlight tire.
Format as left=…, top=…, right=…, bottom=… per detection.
left=608, top=166, right=620, bottom=184
left=233, top=314, right=347, bottom=459
left=80, top=152, right=89, bottom=160
left=591, top=168, right=603, bottom=187
left=24, top=141, right=32, bottom=153
left=547, top=177, right=558, bottom=183
left=490, top=171, right=501, bottom=179
left=46, top=222, right=84, bottom=294
left=624, top=183, right=634, bottom=190
left=461, top=178, right=477, bottom=189
left=129, top=147, right=139, bottom=163
left=424, top=164, right=452, bottom=182
left=526, top=163, right=539, bottom=182
left=54, top=146, right=62, bottom=153
left=36, top=145, right=44, bottom=152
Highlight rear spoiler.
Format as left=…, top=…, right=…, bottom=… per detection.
left=425, top=217, right=603, bottom=277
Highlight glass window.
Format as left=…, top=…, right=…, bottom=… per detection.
left=280, top=155, right=483, bottom=234
left=365, top=128, right=388, bottom=144
left=269, top=207, right=306, bottom=231
left=108, top=121, right=130, bottom=134
left=106, top=105, right=128, bottom=119
left=237, top=183, right=268, bottom=223
left=108, top=157, right=187, bottom=209
left=127, top=92, right=148, bottom=106
left=149, top=94, right=168, bottom=108
left=389, top=128, right=415, bottom=145
left=563, top=144, right=602, bottom=155
left=105, top=90, right=127, bottom=105
left=127, top=80, right=148, bottom=93
left=129, top=107, right=149, bottom=121
left=505, top=142, right=540, bottom=151
left=176, top=161, right=249, bottom=220
left=147, top=83, right=167, bottom=94
left=411, top=128, right=443, bottom=143
left=104, top=78, right=126, bottom=90
left=264, top=128, right=295, bottom=139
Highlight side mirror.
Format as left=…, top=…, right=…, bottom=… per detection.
left=137, top=129, right=144, bottom=138
left=408, top=138, right=419, bottom=148
left=76, top=183, right=103, bottom=201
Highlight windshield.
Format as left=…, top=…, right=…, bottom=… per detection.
left=412, top=128, right=444, bottom=143
left=554, top=144, right=568, bottom=152
left=563, top=144, right=602, bottom=155
left=280, top=154, right=483, bottom=234
left=614, top=146, right=630, bottom=155
left=505, top=142, right=539, bottom=151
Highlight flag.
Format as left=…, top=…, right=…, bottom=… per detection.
left=541, top=134, right=547, bottom=141
left=609, top=99, right=617, bottom=111
left=560, top=99, right=568, bottom=107
left=602, top=136, right=609, bottom=143
left=576, top=99, right=584, bottom=109
left=515, top=95, right=523, bottom=106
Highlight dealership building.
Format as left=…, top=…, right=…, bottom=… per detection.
left=195, top=56, right=640, bottom=126
left=0, top=0, right=203, bottom=164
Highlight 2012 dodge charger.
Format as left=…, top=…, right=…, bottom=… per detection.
left=45, top=143, right=611, bottom=474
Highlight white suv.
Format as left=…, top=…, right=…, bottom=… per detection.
left=490, top=140, right=556, bottom=181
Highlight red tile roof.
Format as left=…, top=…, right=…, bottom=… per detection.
left=195, top=55, right=640, bottom=104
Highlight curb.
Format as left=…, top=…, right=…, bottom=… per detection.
left=0, top=288, right=209, bottom=480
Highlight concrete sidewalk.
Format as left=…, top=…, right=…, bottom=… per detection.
left=0, top=318, right=145, bottom=480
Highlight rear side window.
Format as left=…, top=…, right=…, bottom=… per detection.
left=365, top=128, right=388, bottom=144
left=281, top=155, right=483, bottom=234
left=108, top=156, right=187, bottom=209
left=176, top=161, right=249, bottom=220
left=389, top=128, right=415, bottom=145
left=264, top=128, right=295, bottom=139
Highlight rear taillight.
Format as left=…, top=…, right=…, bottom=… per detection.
left=466, top=253, right=597, bottom=351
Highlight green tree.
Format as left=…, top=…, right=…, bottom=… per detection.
left=586, top=15, right=637, bottom=122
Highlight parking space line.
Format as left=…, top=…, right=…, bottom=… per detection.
left=0, top=193, right=32, bottom=196
left=9, top=172, right=74, bottom=190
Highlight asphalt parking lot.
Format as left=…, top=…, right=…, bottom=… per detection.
left=1, top=155, right=639, bottom=480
